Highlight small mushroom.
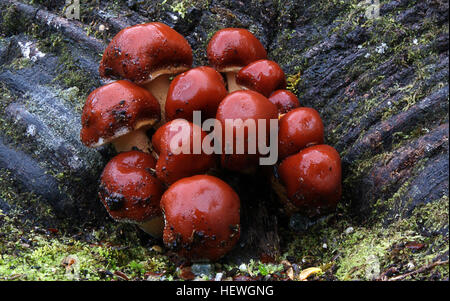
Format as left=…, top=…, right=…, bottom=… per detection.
left=277, top=145, right=342, bottom=217
left=99, top=151, right=165, bottom=237
left=80, top=80, right=160, bottom=153
left=161, top=175, right=240, bottom=262
left=235, top=60, right=286, bottom=97
left=278, top=107, right=324, bottom=160
left=207, top=28, right=267, bottom=92
left=99, top=22, right=193, bottom=121
left=165, top=66, right=228, bottom=122
left=215, top=90, right=278, bottom=172
left=268, top=90, right=300, bottom=115
left=152, top=119, right=216, bottom=185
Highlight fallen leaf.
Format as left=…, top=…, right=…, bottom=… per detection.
left=145, top=271, right=164, bottom=281
left=298, top=267, right=322, bottom=281
left=151, top=245, right=163, bottom=253
left=405, top=241, right=425, bottom=251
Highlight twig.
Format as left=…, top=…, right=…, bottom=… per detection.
left=387, top=260, right=449, bottom=281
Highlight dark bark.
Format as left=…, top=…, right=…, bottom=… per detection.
left=0, top=0, right=448, bottom=263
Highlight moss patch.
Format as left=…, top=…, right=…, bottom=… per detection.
left=282, top=195, right=448, bottom=281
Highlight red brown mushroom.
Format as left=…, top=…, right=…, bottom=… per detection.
left=99, top=22, right=193, bottom=121
left=277, top=144, right=342, bottom=217
left=235, top=59, right=286, bottom=97
left=152, top=119, right=216, bottom=185
left=161, top=175, right=240, bottom=262
left=268, top=89, right=301, bottom=115
left=278, top=107, right=324, bottom=160
left=80, top=80, right=160, bottom=153
left=99, top=151, right=165, bottom=237
left=207, top=28, right=267, bottom=92
left=215, top=90, right=278, bottom=172
left=165, top=66, right=228, bottom=122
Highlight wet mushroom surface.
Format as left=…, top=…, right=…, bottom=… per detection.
left=80, top=80, right=160, bottom=153
left=268, top=90, right=301, bottom=115
left=165, top=66, right=227, bottom=122
left=151, top=119, right=216, bottom=186
left=235, top=59, right=287, bottom=97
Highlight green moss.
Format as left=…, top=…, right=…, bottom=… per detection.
left=170, top=0, right=191, bottom=18
left=34, top=31, right=65, bottom=54
left=7, top=57, right=32, bottom=70
left=343, top=151, right=391, bottom=191
left=286, top=71, right=302, bottom=95
left=282, top=194, right=448, bottom=280
left=53, top=48, right=96, bottom=99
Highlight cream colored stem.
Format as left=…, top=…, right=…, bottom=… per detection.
left=112, top=128, right=151, bottom=153
left=143, top=75, right=171, bottom=124
left=138, top=216, right=164, bottom=238
left=226, top=71, right=242, bottom=93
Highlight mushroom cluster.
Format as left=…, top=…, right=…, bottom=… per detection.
left=80, top=23, right=342, bottom=264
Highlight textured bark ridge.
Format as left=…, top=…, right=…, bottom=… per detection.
left=0, top=0, right=448, bottom=278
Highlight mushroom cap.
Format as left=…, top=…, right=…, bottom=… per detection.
left=99, top=151, right=164, bottom=223
left=165, top=66, right=228, bottom=122
left=268, top=90, right=300, bottom=114
left=235, top=60, right=286, bottom=97
left=207, top=28, right=267, bottom=73
left=278, top=107, right=324, bottom=160
left=161, top=175, right=240, bottom=262
left=99, top=22, right=193, bottom=84
left=80, top=80, right=160, bottom=148
left=152, top=119, right=216, bottom=185
left=215, top=90, right=278, bottom=171
left=278, top=145, right=341, bottom=216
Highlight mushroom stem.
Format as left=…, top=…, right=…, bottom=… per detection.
left=143, top=74, right=171, bottom=123
left=138, top=216, right=164, bottom=238
left=112, top=128, right=152, bottom=153
left=226, top=71, right=242, bottom=93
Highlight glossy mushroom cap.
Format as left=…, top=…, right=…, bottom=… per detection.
left=80, top=80, right=160, bottom=150
left=99, top=22, right=192, bottom=84
left=268, top=90, right=300, bottom=115
left=278, top=107, right=324, bottom=160
left=165, top=66, right=228, bottom=122
left=215, top=90, right=278, bottom=172
left=161, top=175, right=240, bottom=262
left=207, top=28, right=267, bottom=72
left=235, top=60, right=286, bottom=97
left=152, top=119, right=216, bottom=185
left=99, top=151, right=164, bottom=236
left=278, top=145, right=342, bottom=216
